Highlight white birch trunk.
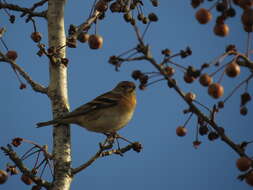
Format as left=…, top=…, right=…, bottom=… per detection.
left=47, top=0, right=72, bottom=189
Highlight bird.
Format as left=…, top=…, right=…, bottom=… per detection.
left=36, top=81, right=137, bottom=134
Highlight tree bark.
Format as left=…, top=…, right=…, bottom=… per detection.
left=47, top=0, right=72, bottom=189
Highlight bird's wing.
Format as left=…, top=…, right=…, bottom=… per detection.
left=60, top=92, right=119, bottom=119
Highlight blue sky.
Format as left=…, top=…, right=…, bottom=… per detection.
left=0, top=1, right=252, bottom=190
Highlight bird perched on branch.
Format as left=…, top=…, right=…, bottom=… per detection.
left=36, top=81, right=137, bottom=134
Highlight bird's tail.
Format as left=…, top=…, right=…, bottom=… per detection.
left=36, top=120, right=58, bottom=128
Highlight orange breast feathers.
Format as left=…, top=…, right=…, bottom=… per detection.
left=118, top=93, right=136, bottom=112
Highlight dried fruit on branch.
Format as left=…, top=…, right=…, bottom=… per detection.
left=176, top=126, right=187, bottom=137
left=208, top=83, right=224, bottom=99
left=88, top=34, right=103, bottom=49
left=0, top=170, right=8, bottom=184
left=236, top=157, right=251, bottom=171
left=199, top=74, right=212, bottom=87
left=225, top=62, right=240, bottom=77
left=195, top=8, right=212, bottom=24
left=214, top=23, right=229, bottom=37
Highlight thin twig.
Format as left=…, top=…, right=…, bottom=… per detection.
left=0, top=51, right=48, bottom=94
left=183, top=112, right=193, bottom=127
left=223, top=74, right=253, bottom=103
left=0, top=2, right=47, bottom=19
left=71, top=139, right=141, bottom=175
left=1, top=146, right=51, bottom=188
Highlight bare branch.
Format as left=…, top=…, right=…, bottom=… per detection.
left=69, top=11, right=101, bottom=38
left=1, top=145, right=51, bottom=188
left=21, top=0, right=48, bottom=18
left=144, top=54, right=248, bottom=157
left=0, top=2, right=47, bottom=19
left=0, top=51, right=48, bottom=94
left=71, top=141, right=142, bottom=175
left=128, top=23, right=249, bottom=158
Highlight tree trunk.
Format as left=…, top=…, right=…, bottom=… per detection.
left=47, top=0, right=72, bottom=189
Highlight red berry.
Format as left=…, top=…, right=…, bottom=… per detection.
left=199, top=74, right=213, bottom=87
left=21, top=174, right=33, bottom=185
left=240, top=106, right=248, bottom=116
left=19, top=83, right=27, bottom=90
left=225, top=63, right=240, bottom=77
left=208, top=83, right=224, bottom=99
left=0, top=170, right=8, bottom=184
left=195, top=8, right=212, bottom=24
left=214, top=23, right=229, bottom=37
left=246, top=171, right=253, bottom=186
left=31, top=32, right=42, bottom=43
left=236, top=157, right=251, bottom=171
left=164, top=66, right=175, bottom=77
left=176, top=126, right=187, bottom=137
left=77, top=32, right=90, bottom=43
left=193, top=140, right=201, bottom=148
left=6, top=50, right=18, bottom=60
left=184, top=73, right=195, bottom=83
left=88, top=34, right=103, bottom=49
left=185, top=92, right=196, bottom=102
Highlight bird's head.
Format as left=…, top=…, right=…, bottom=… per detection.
left=113, top=81, right=136, bottom=94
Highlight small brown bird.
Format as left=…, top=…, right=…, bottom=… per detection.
left=37, top=81, right=137, bottom=134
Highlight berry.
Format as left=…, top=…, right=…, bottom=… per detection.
left=241, top=92, right=251, bottom=106
left=142, top=17, right=149, bottom=24
left=191, top=0, right=203, bottom=8
left=176, top=126, right=187, bottom=137
left=242, top=9, right=253, bottom=27
left=239, top=0, right=253, bottom=9
left=19, top=83, right=26, bottom=90
left=77, top=32, right=90, bottom=43
left=246, top=172, right=253, bottom=186
left=6, top=50, right=18, bottom=60
left=236, top=157, right=251, bottom=171
left=132, top=142, right=142, bottom=152
left=199, top=125, right=209, bottom=135
left=148, top=13, right=158, bottom=22
left=214, top=23, right=229, bottom=37
left=6, top=166, right=18, bottom=175
left=151, top=0, right=159, bottom=7
left=233, top=0, right=241, bottom=5
left=161, top=49, right=171, bottom=56
left=32, top=185, right=42, bottom=190
left=208, top=83, right=224, bottom=99
left=31, top=32, right=42, bottom=43
left=110, top=2, right=121, bottom=12
left=124, top=13, right=132, bottom=22
left=88, top=34, right=103, bottom=49
left=95, top=0, right=108, bottom=12
left=225, top=63, right=240, bottom=77
left=227, top=8, right=236, bottom=17
left=240, top=106, right=248, bottom=116
left=199, top=74, right=213, bottom=87
left=137, top=13, right=145, bottom=21
left=164, top=66, right=175, bottom=77
left=193, top=140, right=202, bottom=148
left=185, top=92, right=196, bottom=102
left=131, top=70, right=142, bottom=80
left=0, top=170, right=8, bottom=184
left=216, top=2, right=227, bottom=12
left=195, top=8, right=212, bottom=24
left=218, top=101, right=224, bottom=109
left=21, top=174, right=33, bottom=185
left=184, top=73, right=195, bottom=83
left=226, top=44, right=237, bottom=52
left=208, top=132, right=219, bottom=141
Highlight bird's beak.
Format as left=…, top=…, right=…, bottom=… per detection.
left=131, top=84, right=136, bottom=92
